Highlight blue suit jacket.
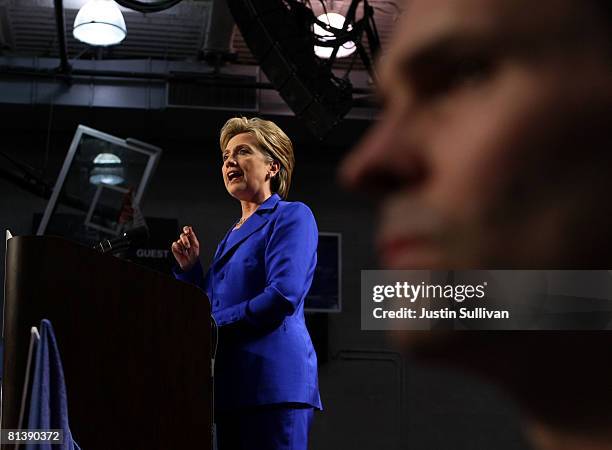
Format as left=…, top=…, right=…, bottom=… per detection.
left=174, top=193, right=322, bottom=411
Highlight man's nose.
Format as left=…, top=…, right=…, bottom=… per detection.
left=339, top=113, right=427, bottom=195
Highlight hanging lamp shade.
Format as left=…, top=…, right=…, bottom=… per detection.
left=73, top=0, right=127, bottom=46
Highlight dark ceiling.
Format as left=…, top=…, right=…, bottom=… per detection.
left=0, top=0, right=399, bottom=145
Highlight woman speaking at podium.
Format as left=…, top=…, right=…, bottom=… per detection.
left=171, top=117, right=321, bottom=450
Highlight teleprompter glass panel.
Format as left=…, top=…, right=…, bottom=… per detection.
left=36, top=125, right=161, bottom=245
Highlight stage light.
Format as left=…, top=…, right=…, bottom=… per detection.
left=313, top=12, right=356, bottom=59
left=73, top=0, right=127, bottom=46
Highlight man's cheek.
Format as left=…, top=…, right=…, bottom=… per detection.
left=429, top=142, right=509, bottom=226
left=427, top=98, right=528, bottom=212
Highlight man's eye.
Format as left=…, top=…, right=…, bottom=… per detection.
left=416, top=56, right=494, bottom=99
left=222, top=154, right=228, bottom=161
left=449, top=56, right=492, bottom=85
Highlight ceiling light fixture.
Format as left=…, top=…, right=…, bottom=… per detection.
left=73, top=0, right=127, bottom=46
left=313, top=12, right=356, bottom=59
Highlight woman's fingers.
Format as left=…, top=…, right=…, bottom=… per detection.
left=171, top=240, right=186, bottom=257
left=171, top=226, right=200, bottom=270
left=180, top=232, right=191, bottom=249
left=183, top=226, right=200, bottom=249
left=171, top=240, right=196, bottom=271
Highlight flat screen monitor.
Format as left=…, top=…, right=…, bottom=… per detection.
left=305, top=232, right=342, bottom=313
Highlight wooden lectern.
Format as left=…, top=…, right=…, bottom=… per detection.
left=2, top=235, right=212, bottom=449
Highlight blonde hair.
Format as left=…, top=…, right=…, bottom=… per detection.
left=220, top=117, right=295, bottom=199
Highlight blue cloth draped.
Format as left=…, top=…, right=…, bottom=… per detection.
left=25, top=319, right=81, bottom=450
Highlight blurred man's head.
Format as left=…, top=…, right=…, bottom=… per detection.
left=340, top=0, right=612, bottom=445
left=341, top=0, right=612, bottom=269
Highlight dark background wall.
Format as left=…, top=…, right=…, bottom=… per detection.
left=0, top=112, right=532, bottom=450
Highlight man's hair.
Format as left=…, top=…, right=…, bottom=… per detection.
left=593, top=0, right=612, bottom=26
left=220, top=117, right=295, bottom=199
left=590, top=0, right=612, bottom=45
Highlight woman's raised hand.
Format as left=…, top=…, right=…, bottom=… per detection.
left=171, top=226, right=200, bottom=271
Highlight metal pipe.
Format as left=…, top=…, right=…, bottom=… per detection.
left=53, top=0, right=71, bottom=74
left=0, top=65, right=375, bottom=94
left=0, top=66, right=272, bottom=87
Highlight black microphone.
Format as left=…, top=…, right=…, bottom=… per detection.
left=94, top=226, right=150, bottom=254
